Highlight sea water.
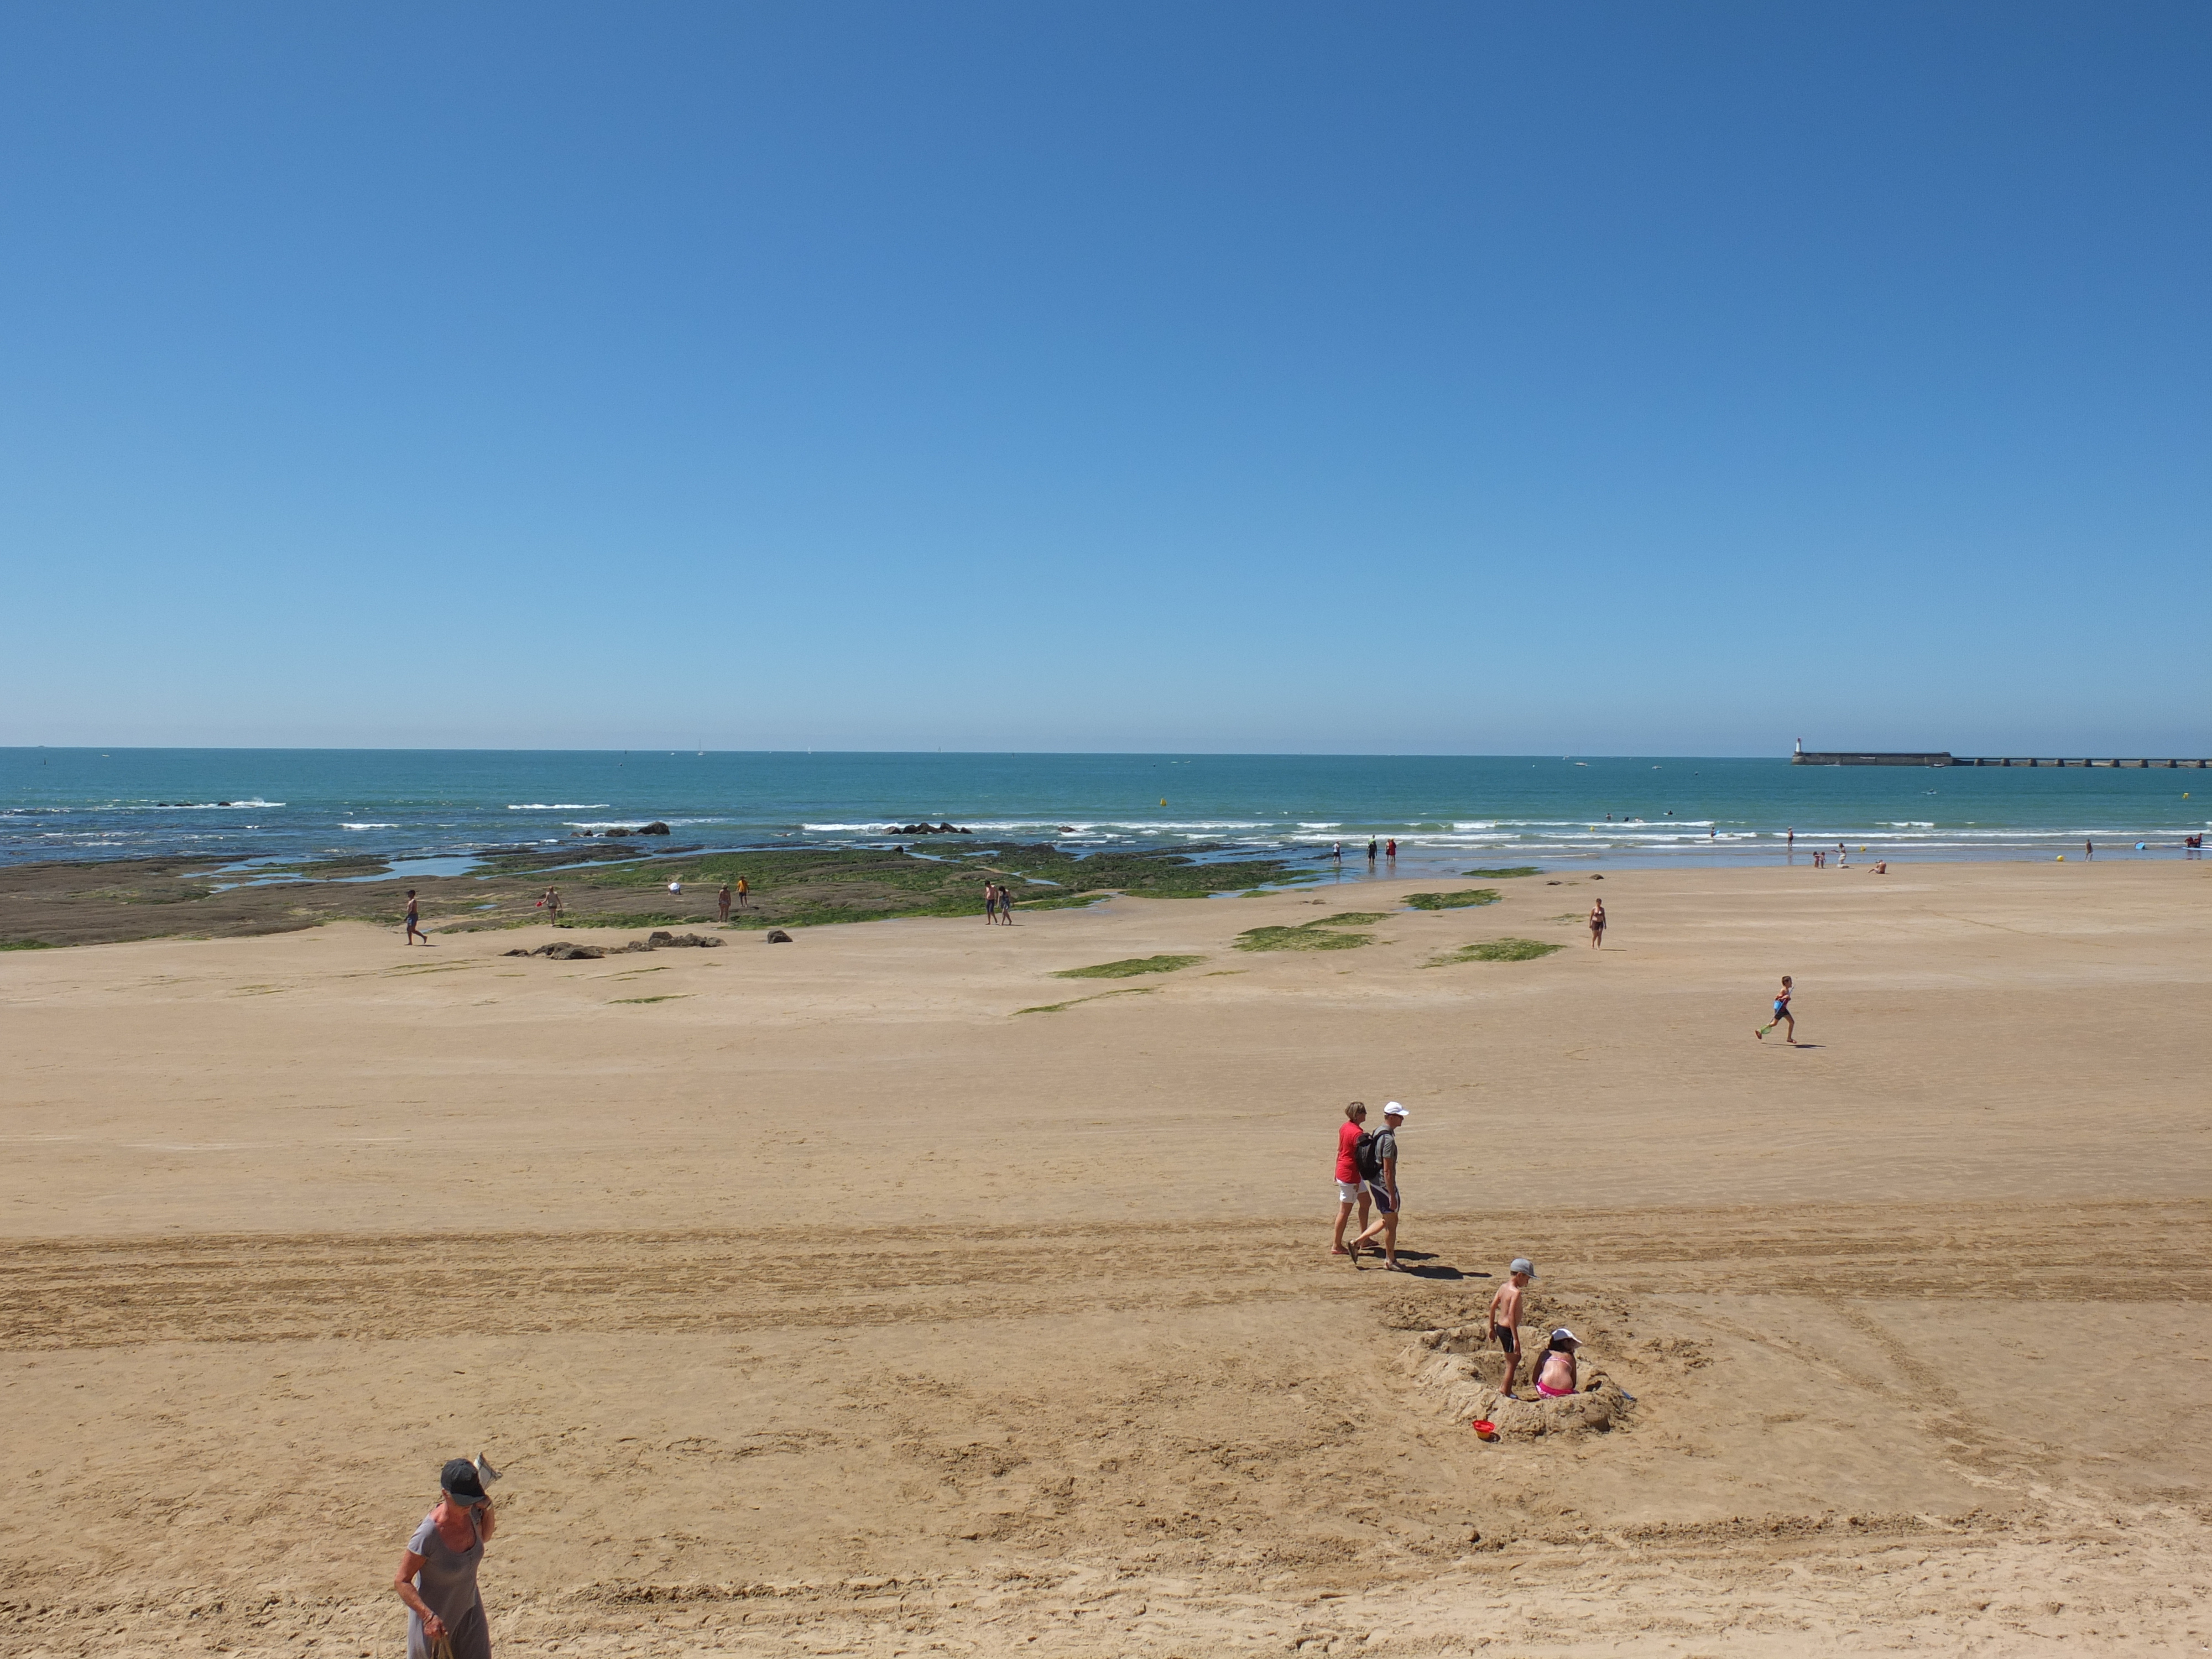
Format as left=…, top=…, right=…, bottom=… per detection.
left=2, top=749, right=2204, bottom=877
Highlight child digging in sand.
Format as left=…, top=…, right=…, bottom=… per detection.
left=1486, top=1258, right=1535, bottom=1399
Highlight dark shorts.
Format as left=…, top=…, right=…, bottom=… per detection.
left=1366, top=1180, right=1398, bottom=1214
left=1492, top=1323, right=1519, bottom=1355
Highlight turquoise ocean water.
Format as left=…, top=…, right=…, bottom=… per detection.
left=2, top=750, right=2205, bottom=879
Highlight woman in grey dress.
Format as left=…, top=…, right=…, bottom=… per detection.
left=393, top=1459, right=498, bottom=1658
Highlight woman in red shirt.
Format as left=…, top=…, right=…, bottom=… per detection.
left=1331, top=1102, right=1371, bottom=1256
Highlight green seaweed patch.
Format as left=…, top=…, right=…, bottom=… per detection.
left=611, top=994, right=692, bottom=1005
left=0, top=938, right=55, bottom=951
left=1051, top=954, right=1204, bottom=980
left=1016, top=987, right=1160, bottom=1015
left=1423, top=937, right=1564, bottom=966
left=1306, top=910, right=1390, bottom=926
left=1236, top=924, right=1375, bottom=952
left=1010, top=890, right=1111, bottom=912
left=1462, top=866, right=1541, bottom=879
left=1404, top=889, right=1503, bottom=911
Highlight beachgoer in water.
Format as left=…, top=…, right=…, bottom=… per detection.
left=717, top=883, right=732, bottom=922
left=1385, top=839, right=1397, bottom=860
left=1366, top=838, right=1378, bottom=861
left=1533, top=1328, right=1582, bottom=1397
left=404, top=890, right=429, bottom=946
left=1755, top=975, right=1795, bottom=1043
left=1347, top=1103, right=1406, bottom=1269
left=1330, top=1102, right=1372, bottom=1256
left=1787, top=827, right=1794, bottom=853
left=2085, top=839, right=2094, bottom=859
left=1488, top=1259, right=1535, bottom=1399
left=393, top=1458, right=498, bottom=1659
left=1588, top=898, right=1605, bottom=948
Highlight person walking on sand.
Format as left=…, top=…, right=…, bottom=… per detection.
left=541, top=885, right=563, bottom=926
left=717, top=883, right=732, bottom=923
left=1755, top=975, right=1796, bottom=1043
left=1330, top=1102, right=1373, bottom=1256
left=2085, top=838, right=2095, bottom=859
left=1488, top=1259, right=1535, bottom=1399
left=982, top=880, right=998, bottom=924
left=393, top=1458, right=498, bottom=1659
left=1348, top=1102, right=1407, bottom=1269
left=404, top=890, right=430, bottom=946
left=1588, top=897, right=1605, bottom=948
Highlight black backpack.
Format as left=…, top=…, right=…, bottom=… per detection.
left=1353, top=1129, right=1385, bottom=1181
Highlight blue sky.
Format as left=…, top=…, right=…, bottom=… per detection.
left=2, top=2, right=2205, bottom=754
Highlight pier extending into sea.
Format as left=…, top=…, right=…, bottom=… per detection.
left=1792, top=749, right=2210, bottom=768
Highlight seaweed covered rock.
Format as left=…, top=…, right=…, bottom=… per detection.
left=764, top=928, right=793, bottom=942
left=502, top=941, right=606, bottom=960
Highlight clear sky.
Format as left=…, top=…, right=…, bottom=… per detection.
left=2, top=3, right=2205, bottom=755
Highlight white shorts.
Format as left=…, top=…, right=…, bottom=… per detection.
left=1337, top=1180, right=1368, bottom=1204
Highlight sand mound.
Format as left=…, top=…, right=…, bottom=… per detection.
left=1403, top=1322, right=1635, bottom=1439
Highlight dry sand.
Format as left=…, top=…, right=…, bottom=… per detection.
left=3, top=859, right=2208, bottom=1656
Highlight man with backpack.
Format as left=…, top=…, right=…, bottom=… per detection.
left=1347, top=1102, right=1407, bottom=1269
left=1330, top=1102, right=1373, bottom=1256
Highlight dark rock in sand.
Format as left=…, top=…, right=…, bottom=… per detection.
left=640, top=821, right=671, bottom=835
left=525, top=941, right=605, bottom=959
left=764, top=928, right=792, bottom=943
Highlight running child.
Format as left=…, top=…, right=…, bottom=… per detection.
left=1755, top=975, right=1794, bottom=1042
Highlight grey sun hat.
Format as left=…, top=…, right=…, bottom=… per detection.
left=440, top=1458, right=491, bottom=1506
left=1509, top=1257, right=1536, bottom=1279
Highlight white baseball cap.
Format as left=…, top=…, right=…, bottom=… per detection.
left=1550, top=1328, right=1580, bottom=1347
left=1383, top=1102, right=1407, bottom=1118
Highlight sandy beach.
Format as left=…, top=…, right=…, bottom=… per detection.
left=4, top=858, right=2208, bottom=1656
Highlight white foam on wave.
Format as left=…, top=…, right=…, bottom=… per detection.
left=509, top=803, right=609, bottom=811
left=340, top=822, right=398, bottom=830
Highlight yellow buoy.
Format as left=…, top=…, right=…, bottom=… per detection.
left=2057, top=854, right=2065, bottom=860
left=1160, top=798, right=1167, bottom=807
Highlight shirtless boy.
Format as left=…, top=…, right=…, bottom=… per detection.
left=1486, top=1258, right=1536, bottom=1398
left=1755, top=975, right=1795, bottom=1043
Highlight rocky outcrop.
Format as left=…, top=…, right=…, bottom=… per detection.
left=640, top=821, right=671, bottom=834
left=764, top=929, right=792, bottom=943
left=886, top=822, right=970, bottom=835
left=503, top=930, right=723, bottom=961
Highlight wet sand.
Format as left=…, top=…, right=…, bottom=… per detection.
left=3, top=859, right=2208, bottom=1655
